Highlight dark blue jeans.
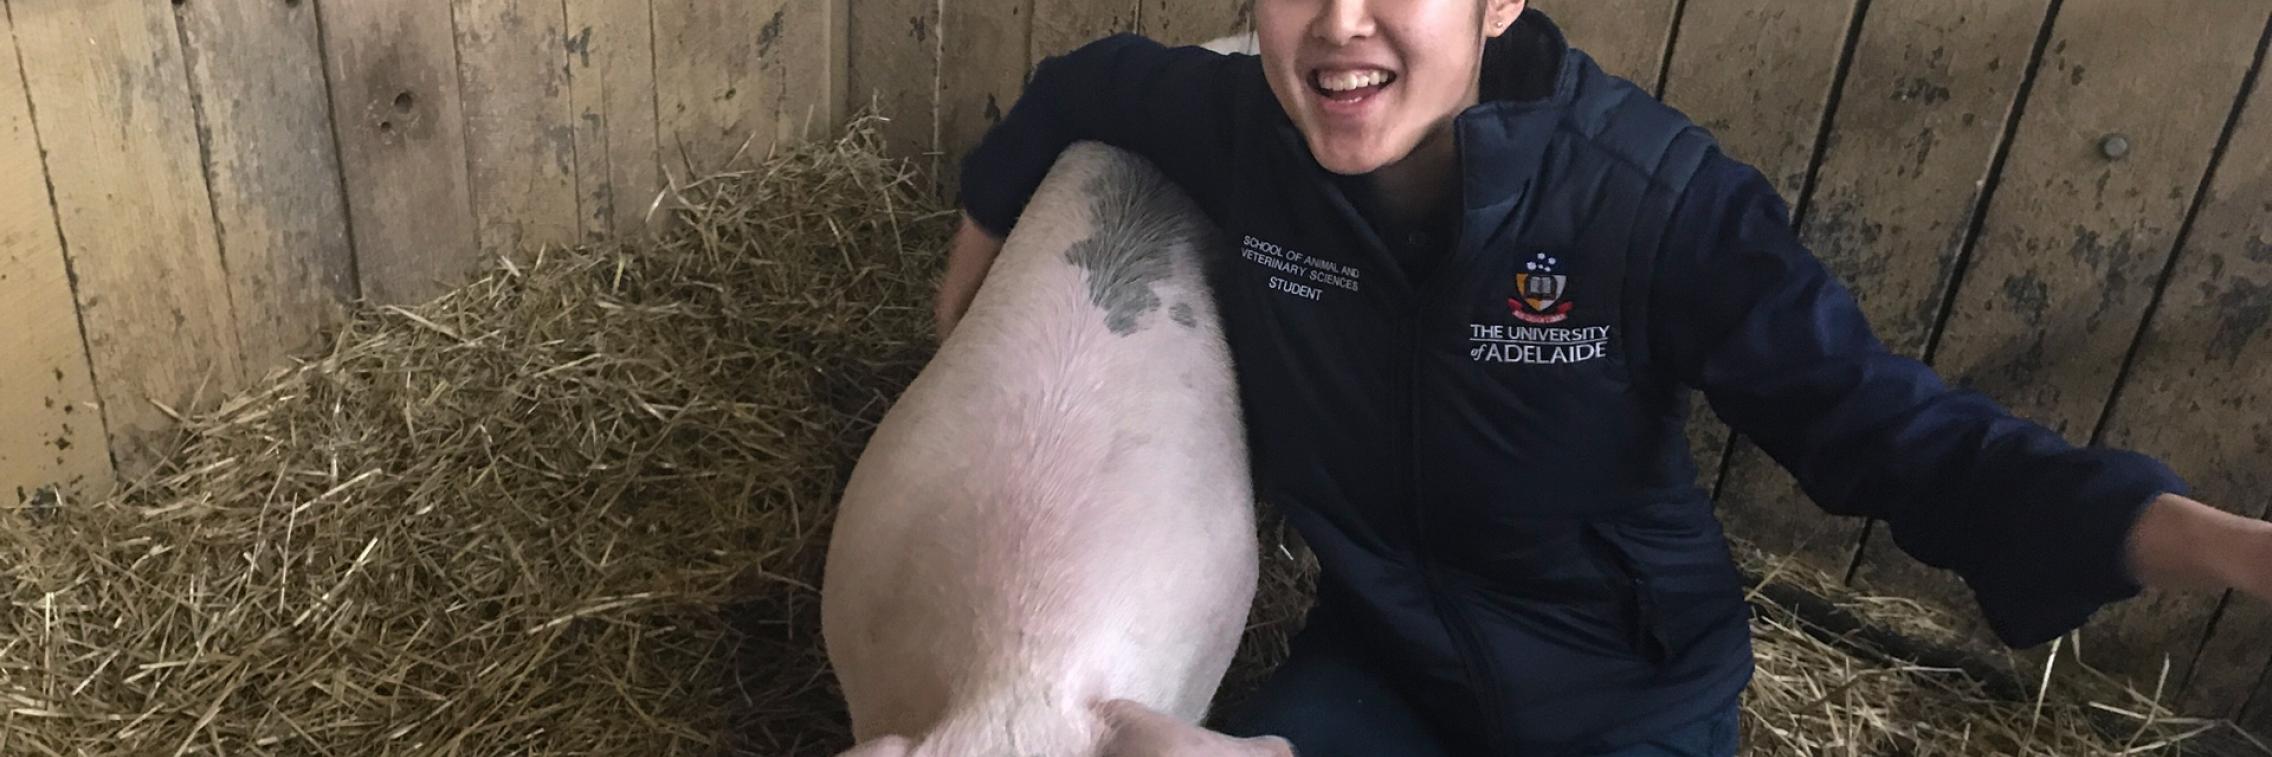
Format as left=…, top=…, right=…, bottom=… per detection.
left=1214, top=616, right=1742, bottom=756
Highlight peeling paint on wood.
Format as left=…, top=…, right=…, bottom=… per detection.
left=175, top=0, right=357, bottom=369
left=1032, top=0, right=1139, bottom=65
left=938, top=0, right=1034, bottom=195
left=655, top=0, right=839, bottom=178
left=1850, top=0, right=2269, bottom=698
left=654, top=0, right=766, bottom=174
left=455, top=0, right=581, bottom=258
left=12, top=0, right=243, bottom=474
left=847, top=0, right=939, bottom=176
left=319, top=2, right=483, bottom=305
left=0, top=6, right=114, bottom=502
left=565, top=0, right=662, bottom=239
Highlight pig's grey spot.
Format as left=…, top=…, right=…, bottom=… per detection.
left=1059, top=150, right=1222, bottom=335
left=1171, top=302, right=1196, bottom=328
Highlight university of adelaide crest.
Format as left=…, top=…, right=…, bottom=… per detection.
left=1510, top=252, right=1573, bottom=324
left=1469, top=251, right=1611, bottom=365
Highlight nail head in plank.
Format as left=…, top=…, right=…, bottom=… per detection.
left=2093, top=30, right=2272, bottom=718
left=1853, top=0, right=2270, bottom=677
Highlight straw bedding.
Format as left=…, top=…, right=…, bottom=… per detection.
left=0, top=117, right=2256, bottom=756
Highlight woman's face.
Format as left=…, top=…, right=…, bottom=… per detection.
left=1256, top=0, right=1526, bottom=175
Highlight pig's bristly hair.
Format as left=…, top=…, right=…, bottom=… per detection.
left=912, top=679, right=1101, bottom=757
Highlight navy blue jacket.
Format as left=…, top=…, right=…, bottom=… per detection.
left=958, top=9, right=2188, bottom=753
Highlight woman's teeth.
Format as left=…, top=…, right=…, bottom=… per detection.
left=1316, top=69, right=1394, bottom=93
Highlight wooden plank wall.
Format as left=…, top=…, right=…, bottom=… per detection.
left=879, top=0, right=2272, bottom=732
left=0, top=0, right=841, bottom=493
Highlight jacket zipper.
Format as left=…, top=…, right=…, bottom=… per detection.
left=1405, top=297, right=1511, bottom=752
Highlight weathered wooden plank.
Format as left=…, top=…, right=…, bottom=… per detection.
left=653, top=0, right=764, bottom=174
left=1660, top=0, right=1860, bottom=197
left=655, top=0, right=837, bottom=178
left=318, top=1, right=482, bottom=305
left=1716, top=0, right=2050, bottom=585
left=1141, top=0, right=1247, bottom=48
left=767, top=0, right=845, bottom=146
left=937, top=0, right=1034, bottom=195
left=1532, top=0, right=1681, bottom=91
left=845, top=0, right=938, bottom=173
left=1849, top=0, right=2269, bottom=668
left=2095, top=27, right=2272, bottom=720
left=0, top=7, right=113, bottom=503
left=11, top=0, right=242, bottom=473
left=565, top=0, right=662, bottom=239
left=1656, top=0, right=1860, bottom=524
left=1032, top=0, right=1139, bottom=65
left=455, top=0, right=581, bottom=257
left=175, top=0, right=356, bottom=372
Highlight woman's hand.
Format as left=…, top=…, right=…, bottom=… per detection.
left=935, top=213, right=1006, bottom=342
left=1096, top=699, right=1296, bottom=757
left=2125, top=492, right=2272, bottom=601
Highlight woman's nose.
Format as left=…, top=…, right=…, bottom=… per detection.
left=1309, top=0, right=1377, bottom=45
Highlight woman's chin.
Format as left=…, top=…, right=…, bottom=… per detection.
left=1306, top=140, right=1398, bottom=175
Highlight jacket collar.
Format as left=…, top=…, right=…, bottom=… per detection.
left=1456, top=7, right=1574, bottom=216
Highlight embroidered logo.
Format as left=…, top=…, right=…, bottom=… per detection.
left=1510, top=252, right=1572, bottom=324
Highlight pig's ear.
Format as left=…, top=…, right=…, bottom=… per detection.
left=836, top=735, right=916, bottom=757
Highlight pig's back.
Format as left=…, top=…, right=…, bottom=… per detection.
left=821, top=143, right=1255, bottom=744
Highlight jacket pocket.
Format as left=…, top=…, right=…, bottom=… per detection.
left=1582, top=521, right=1670, bottom=666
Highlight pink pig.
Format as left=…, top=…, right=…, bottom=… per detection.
left=819, top=138, right=1290, bottom=757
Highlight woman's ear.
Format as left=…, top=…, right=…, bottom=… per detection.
left=1485, top=0, right=1527, bottom=38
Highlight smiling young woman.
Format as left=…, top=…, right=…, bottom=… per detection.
left=933, top=2, right=2261, bottom=755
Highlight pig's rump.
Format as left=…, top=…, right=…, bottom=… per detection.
left=819, top=142, right=1257, bottom=749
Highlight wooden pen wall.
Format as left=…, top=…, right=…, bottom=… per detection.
left=0, top=0, right=842, bottom=495
left=855, top=0, right=2272, bottom=734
